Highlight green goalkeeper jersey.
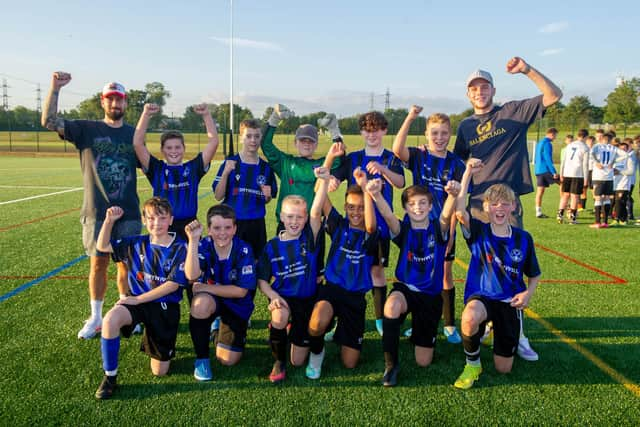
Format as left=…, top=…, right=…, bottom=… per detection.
left=261, top=125, right=342, bottom=219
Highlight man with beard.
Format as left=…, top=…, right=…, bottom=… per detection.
left=42, top=72, right=141, bottom=339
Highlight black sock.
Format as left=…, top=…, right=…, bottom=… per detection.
left=462, top=328, right=484, bottom=362
left=382, top=316, right=401, bottom=368
left=441, top=288, right=455, bottom=327
left=570, top=209, right=577, bottom=221
left=557, top=208, right=564, bottom=217
left=372, top=287, right=386, bottom=320
left=310, top=335, right=325, bottom=355
left=604, top=203, right=611, bottom=223
left=581, top=198, right=587, bottom=210
left=269, top=326, right=287, bottom=363
left=594, top=205, right=602, bottom=223
left=189, top=315, right=212, bottom=359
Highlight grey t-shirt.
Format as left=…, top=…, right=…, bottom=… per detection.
left=453, top=95, right=545, bottom=196
left=63, top=120, right=140, bottom=221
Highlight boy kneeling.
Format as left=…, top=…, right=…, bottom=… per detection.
left=369, top=177, right=459, bottom=387
left=95, top=197, right=188, bottom=399
left=453, top=159, right=541, bottom=389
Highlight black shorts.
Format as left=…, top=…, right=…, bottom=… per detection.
left=212, top=299, right=249, bottom=352
left=121, top=302, right=180, bottom=361
left=467, top=296, right=520, bottom=358
left=536, top=172, right=557, bottom=188
left=236, top=217, right=267, bottom=257
left=277, top=220, right=325, bottom=276
left=391, top=282, right=443, bottom=348
left=561, top=177, right=584, bottom=195
left=319, top=283, right=367, bottom=350
left=593, top=180, right=614, bottom=196
left=170, top=217, right=197, bottom=241
left=281, top=295, right=316, bottom=347
left=375, top=237, right=391, bottom=268
left=444, top=239, right=456, bottom=262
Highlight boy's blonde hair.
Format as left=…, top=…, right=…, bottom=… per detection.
left=281, top=195, right=308, bottom=213
left=426, top=113, right=450, bottom=131
left=483, top=184, right=516, bottom=205
left=239, top=119, right=261, bottom=136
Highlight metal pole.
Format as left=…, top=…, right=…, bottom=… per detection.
left=229, top=0, right=235, bottom=156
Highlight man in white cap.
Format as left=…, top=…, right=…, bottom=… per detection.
left=42, top=72, right=142, bottom=339
left=453, top=57, right=562, bottom=362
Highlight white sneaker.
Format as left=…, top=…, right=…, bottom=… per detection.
left=78, top=318, right=102, bottom=339
left=517, top=336, right=539, bottom=361
left=305, top=350, right=325, bottom=380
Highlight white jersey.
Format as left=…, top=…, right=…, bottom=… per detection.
left=613, top=151, right=635, bottom=191
left=560, top=140, right=589, bottom=178
left=591, top=144, right=622, bottom=181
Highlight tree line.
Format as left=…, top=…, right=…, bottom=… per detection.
left=1, top=78, right=639, bottom=134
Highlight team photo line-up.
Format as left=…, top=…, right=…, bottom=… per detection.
left=41, top=56, right=562, bottom=399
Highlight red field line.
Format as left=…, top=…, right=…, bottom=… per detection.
left=0, top=275, right=114, bottom=280
left=534, top=243, right=627, bottom=284
left=0, top=207, right=79, bottom=232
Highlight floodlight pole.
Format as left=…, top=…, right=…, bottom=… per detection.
left=228, top=0, right=235, bottom=156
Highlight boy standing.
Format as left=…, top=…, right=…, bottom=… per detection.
left=257, top=195, right=323, bottom=383
left=453, top=160, right=541, bottom=390
left=557, top=130, right=589, bottom=224
left=184, top=205, right=257, bottom=381
left=534, top=128, right=559, bottom=218
left=590, top=133, right=621, bottom=228
left=306, top=146, right=378, bottom=378
left=213, top=119, right=277, bottom=256
left=333, top=111, right=405, bottom=336
left=369, top=177, right=459, bottom=387
left=94, top=197, right=188, bottom=399
left=134, top=103, right=219, bottom=240
left=393, top=105, right=466, bottom=343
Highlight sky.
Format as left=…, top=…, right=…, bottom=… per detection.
left=2, top=0, right=640, bottom=119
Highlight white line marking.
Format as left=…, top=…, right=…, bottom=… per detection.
left=0, top=185, right=76, bottom=190
left=0, top=187, right=83, bottom=205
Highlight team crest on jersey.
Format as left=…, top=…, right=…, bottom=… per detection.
left=510, top=249, right=523, bottom=263
left=242, top=247, right=249, bottom=255
left=256, top=174, right=267, bottom=185
left=476, top=121, right=492, bottom=135
left=183, top=167, right=190, bottom=177
left=235, top=174, right=241, bottom=181
left=427, top=234, right=436, bottom=249
left=163, top=260, right=173, bottom=273
left=242, top=265, right=253, bottom=275
left=179, top=262, right=185, bottom=271
left=228, top=269, right=238, bottom=281
left=300, top=244, right=307, bottom=257
left=139, top=253, right=145, bottom=262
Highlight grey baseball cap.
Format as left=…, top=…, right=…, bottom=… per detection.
left=466, top=69, right=494, bottom=87
left=295, top=124, right=318, bottom=142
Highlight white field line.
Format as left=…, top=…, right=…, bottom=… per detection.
left=0, top=185, right=76, bottom=190
left=0, top=176, right=147, bottom=206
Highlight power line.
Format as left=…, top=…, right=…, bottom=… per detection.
left=2, top=79, right=9, bottom=110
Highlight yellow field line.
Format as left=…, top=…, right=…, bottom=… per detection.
left=454, top=258, right=640, bottom=398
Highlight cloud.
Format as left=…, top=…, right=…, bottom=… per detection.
left=539, top=21, right=568, bottom=34
left=209, top=36, right=284, bottom=52
left=540, top=48, right=564, bottom=56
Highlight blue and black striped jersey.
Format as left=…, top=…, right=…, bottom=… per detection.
left=324, top=208, right=379, bottom=293
left=336, top=149, right=404, bottom=239
left=406, top=148, right=466, bottom=219
left=212, top=155, right=277, bottom=220
left=462, top=219, right=541, bottom=303
left=111, top=234, right=187, bottom=303
left=197, top=236, right=257, bottom=320
left=392, top=217, right=448, bottom=295
left=257, top=224, right=320, bottom=298
left=144, top=153, right=208, bottom=220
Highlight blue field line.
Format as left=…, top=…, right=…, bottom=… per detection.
left=0, top=255, right=87, bottom=303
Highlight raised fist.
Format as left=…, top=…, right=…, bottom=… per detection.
left=184, top=220, right=203, bottom=240
left=143, top=103, right=161, bottom=116
left=318, top=113, right=342, bottom=139
left=51, top=71, right=72, bottom=90
left=506, top=57, right=529, bottom=74
left=408, top=105, right=423, bottom=120
left=268, top=103, right=294, bottom=127
left=193, top=104, right=209, bottom=116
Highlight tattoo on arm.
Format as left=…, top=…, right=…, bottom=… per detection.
left=42, top=90, right=65, bottom=136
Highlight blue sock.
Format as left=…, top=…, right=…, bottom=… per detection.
left=101, top=336, right=120, bottom=375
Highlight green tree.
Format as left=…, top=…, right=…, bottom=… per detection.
left=604, top=78, right=640, bottom=128
left=72, top=93, right=102, bottom=120
left=563, top=96, right=594, bottom=131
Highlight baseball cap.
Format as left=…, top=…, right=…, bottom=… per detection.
left=101, top=82, right=126, bottom=98
left=295, top=124, right=318, bottom=142
left=466, top=70, right=493, bottom=87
